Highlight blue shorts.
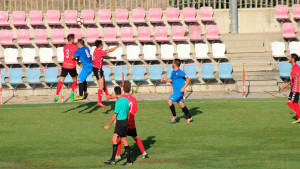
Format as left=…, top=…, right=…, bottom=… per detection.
left=169, top=92, right=184, bottom=104
left=78, top=68, right=92, bottom=82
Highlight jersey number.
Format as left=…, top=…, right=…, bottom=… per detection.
left=85, top=49, right=91, bottom=58
left=66, top=49, right=70, bottom=58
left=129, top=102, right=133, bottom=113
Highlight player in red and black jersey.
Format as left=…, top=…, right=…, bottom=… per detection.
left=92, top=40, right=122, bottom=107
left=54, top=34, right=78, bottom=102
left=282, top=53, right=300, bottom=123
left=115, top=82, right=148, bottom=159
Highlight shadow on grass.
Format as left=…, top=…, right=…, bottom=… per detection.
left=176, top=107, right=203, bottom=122
left=61, top=101, right=115, bottom=114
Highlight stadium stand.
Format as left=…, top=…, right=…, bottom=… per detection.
left=69, top=28, right=83, bottom=43
left=172, top=26, right=186, bottom=41
left=12, top=11, right=26, bottom=26
left=64, top=10, right=78, bottom=25
left=184, top=65, right=198, bottom=80
left=155, top=26, right=169, bottom=42
left=212, top=43, right=227, bottom=59
left=138, top=26, right=152, bottom=42
left=149, top=65, right=163, bottom=81
left=201, top=64, right=216, bottom=80
left=51, top=29, right=65, bottom=45
left=98, top=9, right=112, bottom=24
left=126, top=45, right=141, bottom=61
left=104, top=27, right=118, bottom=43
left=4, top=48, right=19, bottom=64
left=114, top=66, right=128, bottom=82
left=57, top=47, right=64, bottom=63
left=131, top=66, right=146, bottom=81
left=103, top=67, right=112, bottom=82
left=279, top=62, right=292, bottom=78
left=167, top=65, right=173, bottom=78
left=206, top=25, right=221, bottom=40
left=9, top=69, right=24, bottom=85
left=271, top=42, right=286, bottom=58
left=143, top=45, right=157, bottom=61
left=34, top=29, right=48, bottom=45
left=108, top=45, right=122, bottom=61
left=121, top=27, right=135, bottom=42
left=161, top=44, right=175, bottom=60
left=39, top=48, right=54, bottom=63
left=183, top=7, right=198, bottom=23
left=177, top=44, right=191, bottom=60
left=1, top=70, right=5, bottom=85
left=0, top=11, right=10, bottom=26
left=282, top=23, right=296, bottom=39
left=86, top=28, right=100, bottom=44
left=17, top=29, right=31, bottom=45
left=218, top=64, right=234, bottom=80
left=21, top=48, right=36, bottom=64
left=29, top=10, right=44, bottom=26
left=149, top=8, right=164, bottom=23
left=64, top=74, right=73, bottom=83
left=44, top=68, right=59, bottom=84
left=189, top=25, right=203, bottom=41
left=166, top=7, right=180, bottom=23
left=275, top=5, right=289, bottom=20
left=81, top=9, right=95, bottom=25
left=289, top=41, right=300, bottom=56
left=195, top=43, right=209, bottom=60
left=199, top=7, right=214, bottom=22
left=27, top=69, right=42, bottom=85
left=47, top=10, right=61, bottom=25
left=132, top=8, right=146, bottom=24
left=293, top=4, right=300, bottom=20
left=115, top=9, right=129, bottom=24
left=0, top=30, right=14, bottom=45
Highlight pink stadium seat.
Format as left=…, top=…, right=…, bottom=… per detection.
left=98, top=9, right=112, bottom=24
left=115, top=9, right=129, bottom=24
left=51, top=29, right=65, bottom=44
left=132, top=8, right=146, bottom=24
left=64, top=10, right=78, bottom=25
left=138, top=26, right=152, bottom=42
left=282, top=23, right=297, bottom=39
left=155, top=26, right=169, bottom=42
left=121, top=27, right=135, bottom=42
left=149, top=8, right=163, bottom=23
left=86, top=28, right=99, bottom=44
left=189, top=25, right=203, bottom=41
left=29, top=10, right=44, bottom=26
left=0, top=11, right=10, bottom=26
left=0, top=30, right=14, bottom=45
left=17, top=29, right=31, bottom=45
left=172, top=26, right=186, bottom=41
left=12, top=11, right=26, bottom=26
left=200, top=7, right=214, bottom=22
left=34, top=29, right=48, bottom=45
left=104, top=27, right=118, bottom=43
left=166, top=7, right=180, bottom=23
left=293, top=4, right=300, bottom=20
left=206, top=25, right=221, bottom=40
left=69, top=28, right=83, bottom=43
left=183, top=7, right=198, bottom=23
left=275, top=5, right=289, bottom=20
left=47, top=10, right=61, bottom=25
left=81, top=9, right=95, bottom=25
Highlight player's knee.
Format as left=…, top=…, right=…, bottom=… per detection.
left=179, top=102, right=185, bottom=108
left=167, top=100, right=173, bottom=106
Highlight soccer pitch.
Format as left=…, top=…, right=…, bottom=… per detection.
left=1, top=98, right=300, bottom=169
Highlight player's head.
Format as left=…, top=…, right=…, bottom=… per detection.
left=124, top=82, right=131, bottom=94
left=114, top=86, right=122, bottom=96
left=77, top=39, right=85, bottom=48
left=67, top=34, right=75, bottom=43
left=172, top=59, right=181, bottom=69
left=289, top=53, right=298, bottom=63
left=95, top=40, right=104, bottom=49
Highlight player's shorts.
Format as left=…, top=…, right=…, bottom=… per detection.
left=93, top=67, right=104, bottom=80
left=289, top=92, right=299, bottom=103
left=78, top=68, right=92, bottom=82
left=114, top=119, right=128, bottom=138
left=60, top=67, right=78, bottom=77
left=169, top=92, right=184, bottom=104
left=127, top=128, right=138, bottom=138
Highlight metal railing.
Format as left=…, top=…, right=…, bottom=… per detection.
left=0, top=0, right=299, bottom=12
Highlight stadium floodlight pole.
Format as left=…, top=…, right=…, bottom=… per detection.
left=230, top=0, right=238, bottom=33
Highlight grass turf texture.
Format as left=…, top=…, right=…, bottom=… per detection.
left=1, top=98, right=300, bottom=169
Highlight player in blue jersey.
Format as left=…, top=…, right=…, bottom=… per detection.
left=73, top=39, right=94, bottom=101
left=161, top=59, right=194, bottom=123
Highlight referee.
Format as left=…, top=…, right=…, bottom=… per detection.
left=103, top=86, right=132, bottom=166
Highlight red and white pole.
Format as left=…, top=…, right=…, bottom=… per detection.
left=61, top=86, right=64, bottom=103
left=0, top=69, right=2, bottom=104
left=243, top=63, right=246, bottom=98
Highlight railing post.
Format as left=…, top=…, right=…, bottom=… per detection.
left=230, top=0, right=238, bottom=33
left=243, top=63, right=246, bottom=98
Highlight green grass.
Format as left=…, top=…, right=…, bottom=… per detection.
left=1, top=98, right=300, bottom=169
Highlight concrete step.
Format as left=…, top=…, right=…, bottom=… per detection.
left=233, top=71, right=279, bottom=76
left=221, top=33, right=282, bottom=41
left=236, top=80, right=278, bottom=86
left=234, top=75, right=278, bottom=81
left=227, top=52, right=272, bottom=58
left=232, top=64, right=274, bottom=71
left=236, top=85, right=280, bottom=93
left=225, top=40, right=264, bottom=48
left=229, top=56, right=273, bottom=63
left=227, top=46, right=266, bottom=53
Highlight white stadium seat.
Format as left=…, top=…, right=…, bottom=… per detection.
left=212, top=43, right=226, bottom=59
left=289, top=41, right=300, bottom=56
left=271, top=42, right=285, bottom=58
left=177, top=44, right=191, bottom=60
left=108, top=45, right=123, bottom=61
left=22, top=48, right=36, bottom=64
left=195, top=43, right=209, bottom=59
left=161, top=44, right=174, bottom=60
left=143, top=45, right=157, bottom=61
left=39, top=48, right=54, bottom=63
left=126, top=45, right=141, bottom=61
left=4, top=48, right=19, bottom=64
left=57, top=47, right=64, bottom=63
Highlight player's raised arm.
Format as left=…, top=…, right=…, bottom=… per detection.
left=107, top=44, right=122, bottom=54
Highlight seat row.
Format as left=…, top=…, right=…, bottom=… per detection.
left=0, top=7, right=214, bottom=27
left=275, top=4, right=300, bottom=21
left=272, top=41, right=300, bottom=58
left=1, top=43, right=227, bottom=64
left=279, top=62, right=300, bottom=78
left=0, top=64, right=233, bottom=86
left=0, top=24, right=220, bottom=46
left=281, top=22, right=300, bottom=39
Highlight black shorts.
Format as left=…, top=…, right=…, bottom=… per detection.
left=114, top=119, right=128, bottom=138
left=60, top=68, right=78, bottom=77
left=93, top=67, right=104, bottom=80
left=289, top=92, right=299, bottom=103
left=127, top=128, right=138, bottom=138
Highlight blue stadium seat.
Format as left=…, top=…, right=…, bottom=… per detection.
left=1, top=69, right=6, bottom=85
left=44, top=68, right=59, bottom=83
left=64, top=74, right=73, bottom=83
left=201, top=64, right=216, bottom=80
left=114, top=66, right=128, bottom=82
left=218, top=64, right=234, bottom=79
left=184, top=65, right=198, bottom=80
left=9, top=69, right=24, bottom=85
left=167, top=65, right=173, bottom=78
left=149, top=65, right=163, bottom=81
left=279, top=62, right=292, bottom=78
left=132, top=66, right=146, bottom=81
left=27, top=69, right=42, bottom=84
left=103, top=67, right=112, bottom=82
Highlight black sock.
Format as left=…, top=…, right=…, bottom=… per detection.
left=83, top=81, right=87, bottom=93
left=125, top=146, right=132, bottom=163
left=182, top=106, right=192, bottom=118
left=169, top=104, right=176, bottom=116
left=79, top=83, right=84, bottom=96
left=110, top=144, right=118, bottom=161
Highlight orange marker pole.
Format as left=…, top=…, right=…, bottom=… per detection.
left=183, top=64, right=185, bottom=72
left=243, top=63, right=246, bottom=98
left=122, top=66, right=124, bottom=87
left=0, top=69, right=2, bottom=105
